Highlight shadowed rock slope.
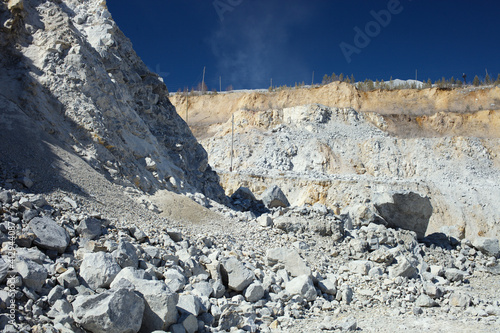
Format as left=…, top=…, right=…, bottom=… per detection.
left=0, top=0, right=225, bottom=202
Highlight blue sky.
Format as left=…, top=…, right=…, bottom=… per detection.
left=107, top=0, right=500, bottom=91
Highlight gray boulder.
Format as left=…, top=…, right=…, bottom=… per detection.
left=266, top=248, right=311, bottom=277
left=423, top=283, right=444, bottom=299
left=57, top=267, right=80, bottom=288
left=211, top=279, right=226, bottom=298
left=348, top=260, right=373, bottom=275
left=110, top=267, right=152, bottom=289
left=129, top=225, right=147, bottom=243
left=415, top=294, right=437, bottom=307
left=79, top=252, right=122, bottom=290
left=163, top=267, right=187, bottom=292
left=338, top=284, right=354, bottom=304
left=76, top=218, right=102, bottom=240
left=231, top=187, right=257, bottom=201
left=374, top=191, right=432, bottom=239
left=177, top=294, right=203, bottom=316
left=286, top=275, right=317, bottom=301
left=450, top=292, right=471, bottom=307
left=47, top=299, right=73, bottom=318
left=16, top=247, right=47, bottom=264
left=0, top=190, right=12, bottom=204
left=336, top=316, right=357, bottom=331
left=135, top=280, right=179, bottom=332
left=444, top=268, right=465, bottom=282
left=29, top=216, right=70, bottom=253
left=15, top=259, right=48, bottom=292
left=110, top=268, right=178, bottom=331
left=167, top=230, right=183, bottom=242
left=30, top=194, right=48, bottom=208
left=218, top=307, right=243, bottom=331
left=47, top=285, right=65, bottom=305
left=388, top=256, right=418, bottom=278
left=261, top=185, right=290, bottom=208
left=244, top=282, right=265, bottom=302
left=112, top=241, right=139, bottom=268
left=308, top=218, right=344, bottom=241
left=369, top=247, right=394, bottom=264
left=73, top=288, right=144, bottom=333
left=317, top=279, right=337, bottom=296
left=192, top=281, right=213, bottom=298
left=180, top=314, right=198, bottom=333
left=220, top=257, right=254, bottom=292
left=472, top=237, right=499, bottom=257
left=257, top=214, right=273, bottom=227
left=342, top=203, right=382, bottom=228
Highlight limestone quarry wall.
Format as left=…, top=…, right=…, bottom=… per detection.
left=171, top=87, right=500, bottom=241
left=170, top=83, right=500, bottom=134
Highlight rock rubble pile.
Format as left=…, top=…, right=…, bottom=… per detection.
left=1, top=185, right=499, bottom=332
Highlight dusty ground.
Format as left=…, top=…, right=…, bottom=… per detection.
left=151, top=190, right=223, bottom=225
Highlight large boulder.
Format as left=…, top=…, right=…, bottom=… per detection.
left=112, top=241, right=139, bottom=268
left=109, top=266, right=152, bottom=288
left=449, top=292, right=471, bottom=307
left=136, top=280, right=179, bottom=332
left=76, top=218, right=102, bottom=240
left=388, top=256, right=418, bottom=278
left=15, top=259, right=48, bottom=292
left=266, top=248, right=311, bottom=277
left=29, top=216, right=70, bottom=253
left=472, top=237, right=499, bottom=257
left=374, top=192, right=432, bottom=239
left=57, top=267, right=80, bottom=288
left=317, top=278, right=337, bottom=296
left=111, top=267, right=178, bottom=331
left=0, top=190, right=12, bottom=204
left=261, top=185, right=290, bottom=208
left=220, top=257, right=255, bottom=292
left=163, top=267, right=187, bottom=292
left=79, top=252, right=122, bottom=290
left=231, top=187, right=257, bottom=202
left=286, top=275, right=317, bottom=301
left=244, top=282, right=265, bottom=302
left=341, top=203, right=384, bottom=229
left=73, top=288, right=144, bottom=333
left=177, top=294, right=204, bottom=316
left=348, top=260, right=373, bottom=276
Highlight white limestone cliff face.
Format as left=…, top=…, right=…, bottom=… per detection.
left=202, top=104, right=500, bottom=240
left=0, top=0, right=225, bottom=201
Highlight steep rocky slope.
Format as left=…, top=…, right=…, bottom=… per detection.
left=171, top=86, right=500, bottom=241
left=0, top=0, right=225, bottom=202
